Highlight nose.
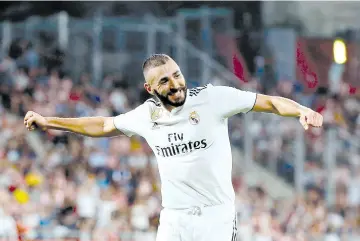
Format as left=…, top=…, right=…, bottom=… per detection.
left=169, top=78, right=180, bottom=90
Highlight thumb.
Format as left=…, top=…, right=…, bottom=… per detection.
left=299, top=115, right=309, bottom=130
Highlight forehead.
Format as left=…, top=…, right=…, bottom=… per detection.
left=145, top=60, right=180, bottom=83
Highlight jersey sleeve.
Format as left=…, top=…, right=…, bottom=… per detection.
left=208, top=84, right=257, bottom=119
left=113, top=103, right=149, bottom=137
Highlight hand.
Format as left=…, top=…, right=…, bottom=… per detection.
left=24, top=111, right=48, bottom=131
left=299, top=109, right=323, bottom=130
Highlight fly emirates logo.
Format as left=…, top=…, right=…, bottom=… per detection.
left=155, top=133, right=209, bottom=158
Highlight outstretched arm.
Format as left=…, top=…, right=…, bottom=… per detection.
left=252, top=94, right=323, bottom=130
left=24, top=111, right=122, bottom=138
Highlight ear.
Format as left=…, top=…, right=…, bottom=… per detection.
left=144, top=82, right=153, bottom=95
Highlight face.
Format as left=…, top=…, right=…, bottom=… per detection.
left=144, top=59, right=187, bottom=108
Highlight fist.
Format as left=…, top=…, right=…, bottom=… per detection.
left=299, top=110, right=323, bottom=130
left=24, top=111, right=48, bottom=131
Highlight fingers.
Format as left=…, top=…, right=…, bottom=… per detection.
left=29, top=125, right=36, bottom=131
left=313, top=114, right=323, bottom=127
left=299, top=115, right=309, bottom=130
left=25, top=116, right=36, bottom=130
left=24, top=111, right=38, bottom=131
left=24, top=111, right=34, bottom=121
left=312, top=116, right=322, bottom=127
left=317, top=113, right=324, bottom=127
left=305, top=112, right=323, bottom=128
left=306, top=113, right=315, bottom=126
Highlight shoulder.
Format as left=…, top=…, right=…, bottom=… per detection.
left=145, top=98, right=162, bottom=108
left=119, top=99, right=157, bottom=120
left=186, top=84, right=216, bottom=106
left=144, top=98, right=164, bottom=122
left=188, top=84, right=213, bottom=98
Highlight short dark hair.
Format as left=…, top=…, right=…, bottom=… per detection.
left=142, top=54, right=171, bottom=72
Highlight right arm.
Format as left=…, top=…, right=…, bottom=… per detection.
left=44, top=116, right=121, bottom=138
left=24, top=111, right=122, bottom=138
left=24, top=104, right=147, bottom=138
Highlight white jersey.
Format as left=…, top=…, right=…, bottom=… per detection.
left=113, top=84, right=257, bottom=209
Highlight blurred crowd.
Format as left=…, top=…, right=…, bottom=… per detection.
left=0, top=37, right=359, bottom=241
left=230, top=53, right=360, bottom=241
left=0, top=39, right=160, bottom=241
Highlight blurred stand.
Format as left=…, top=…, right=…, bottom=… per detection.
left=0, top=3, right=359, bottom=241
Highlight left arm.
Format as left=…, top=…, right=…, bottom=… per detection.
left=252, top=94, right=323, bottom=129
left=207, top=85, right=323, bottom=130
left=252, top=94, right=309, bottom=117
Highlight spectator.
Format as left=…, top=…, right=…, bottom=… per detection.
left=0, top=35, right=358, bottom=241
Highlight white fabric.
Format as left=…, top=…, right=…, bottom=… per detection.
left=114, top=84, right=257, bottom=209
left=156, top=203, right=236, bottom=241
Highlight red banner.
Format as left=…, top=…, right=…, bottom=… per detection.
left=297, top=37, right=359, bottom=93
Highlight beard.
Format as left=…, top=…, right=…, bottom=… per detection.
left=154, top=86, right=187, bottom=107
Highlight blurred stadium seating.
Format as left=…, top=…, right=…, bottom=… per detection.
left=0, top=2, right=359, bottom=241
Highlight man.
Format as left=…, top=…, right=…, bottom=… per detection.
left=24, top=54, right=323, bottom=241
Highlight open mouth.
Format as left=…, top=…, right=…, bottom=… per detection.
left=168, top=89, right=183, bottom=96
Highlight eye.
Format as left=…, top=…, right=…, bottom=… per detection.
left=160, top=78, right=168, bottom=84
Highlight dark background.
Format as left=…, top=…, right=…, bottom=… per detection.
left=0, top=1, right=262, bottom=29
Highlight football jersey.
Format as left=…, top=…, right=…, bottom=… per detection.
left=113, top=84, right=257, bottom=209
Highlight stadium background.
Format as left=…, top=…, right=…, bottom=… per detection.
left=0, top=1, right=359, bottom=241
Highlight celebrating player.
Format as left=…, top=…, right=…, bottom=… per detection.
left=24, top=54, right=323, bottom=241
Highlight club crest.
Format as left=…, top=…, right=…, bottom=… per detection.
left=189, top=111, right=200, bottom=125
left=151, top=108, right=163, bottom=121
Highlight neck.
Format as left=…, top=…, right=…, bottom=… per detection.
left=154, top=96, right=180, bottom=112
left=164, top=104, right=177, bottom=112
